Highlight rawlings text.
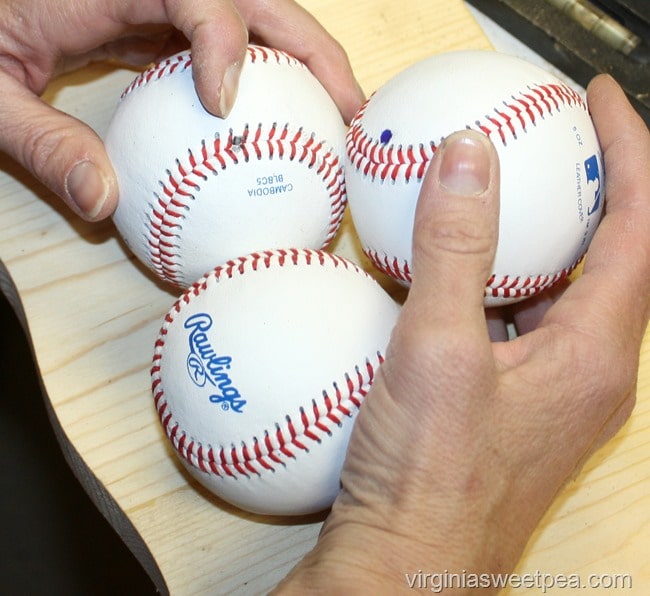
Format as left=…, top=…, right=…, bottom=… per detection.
left=184, top=313, right=246, bottom=413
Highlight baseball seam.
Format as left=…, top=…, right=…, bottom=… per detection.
left=121, top=45, right=305, bottom=99
left=151, top=248, right=382, bottom=479
left=122, top=45, right=346, bottom=287
left=148, top=125, right=347, bottom=286
left=347, top=81, right=588, bottom=299
left=365, top=247, right=581, bottom=300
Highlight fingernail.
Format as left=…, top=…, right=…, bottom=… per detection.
left=65, top=160, right=109, bottom=219
left=218, top=62, right=242, bottom=118
left=438, top=132, right=491, bottom=195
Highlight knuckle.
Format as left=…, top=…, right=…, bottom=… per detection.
left=21, top=121, right=65, bottom=179
left=321, top=36, right=350, bottom=63
left=21, top=120, right=94, bottom=194
left=416, top=213, right=495, bottom=258
left=556, top=329, right=638, bottom=406
left=391, top=316, right=489, bottom=374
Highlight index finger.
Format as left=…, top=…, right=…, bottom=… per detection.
left=163, top=0, right=249, bottom=116
left=235, top=0, right=365, bottom=123
left=111, top=0, right=249, bottom=116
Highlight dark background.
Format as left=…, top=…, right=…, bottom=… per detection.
left=0, top=291, right=157, bottom=595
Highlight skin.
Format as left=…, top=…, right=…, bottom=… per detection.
left=274, top=74, right=650, bottom=593
left=0, top=0, right=365, bottom=221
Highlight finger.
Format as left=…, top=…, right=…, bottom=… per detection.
left=54, top=27, right=184, bottom=75
left=104, top=29, right=191, bottom=70
left=542, top=75, right=650, bottom=343
left=406, top=130, right=500, bottom=331
left=162, top=0, right=249, bottom=117
left=0, top=71, right=116, bottom=221
left=235, top=0, right=365, bottom=123
left=34, top=0, right=247, bottom=116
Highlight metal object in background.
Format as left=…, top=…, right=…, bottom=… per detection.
left=466, top=0, right=650, bottom=127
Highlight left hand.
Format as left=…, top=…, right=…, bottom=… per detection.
left=0, top=0, right=364, bottom=220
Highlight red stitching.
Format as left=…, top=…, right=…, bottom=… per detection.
left=125, top=64, right=346, bottom=287
left=151, top=249, right=381, bottom=479
left=477, top=83, right=587, bottom=148
left=349, top=81, right=589, bottom=299
left=121, top=45, right=304, bottom=99
left=121, top=53, right=192, bottom=99
left=364, top=248, right=412, bottom=283
left=346, top=82, right=588, bottom=185
left=122, top=47, right=344, bottom=287
left=486, top=258, right=581, bottom=300
left=346, top=98, right=438, bottom=183
left=365, top=247, right=582, bottom=300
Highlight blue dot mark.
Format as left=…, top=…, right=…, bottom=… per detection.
left=380, top=129, right=393, bottom=144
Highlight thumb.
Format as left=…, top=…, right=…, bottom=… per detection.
left=407, top=130, right=500, bottom=327
left=0, top=72, right=117, bottom=221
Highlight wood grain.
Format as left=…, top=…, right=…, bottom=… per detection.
left=0, top=1, right=648, bottom=594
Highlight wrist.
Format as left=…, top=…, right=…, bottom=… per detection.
left=274, top=519, right=433, bottom=594
left=273, top=487, right=528, bottom=594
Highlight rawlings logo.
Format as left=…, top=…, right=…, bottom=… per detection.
left=584, top=154, right=602, bottom=216
left=184, top=313, right=246, bottom=413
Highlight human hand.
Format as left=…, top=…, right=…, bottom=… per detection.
left=275, top=74, right=650, bottom=592
left=0, top=0, right=364, bottom=221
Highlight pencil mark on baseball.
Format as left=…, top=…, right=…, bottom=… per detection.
left=347, top=82, right=586, bottom=186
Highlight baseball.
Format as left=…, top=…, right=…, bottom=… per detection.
left=151, top=249, right=401, bottom=516
left=345, top=50, right=604, bottom=305
left=105, top=46, right=347, bottom=288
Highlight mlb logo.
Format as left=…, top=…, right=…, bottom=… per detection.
left=584, top=154, right=603, bottom=216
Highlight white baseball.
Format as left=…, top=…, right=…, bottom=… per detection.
left=151, top=249, right=400, bottom=516
left=345, top=50, right=604, bottom=305
left=105, top=46, right=347, bottom=288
